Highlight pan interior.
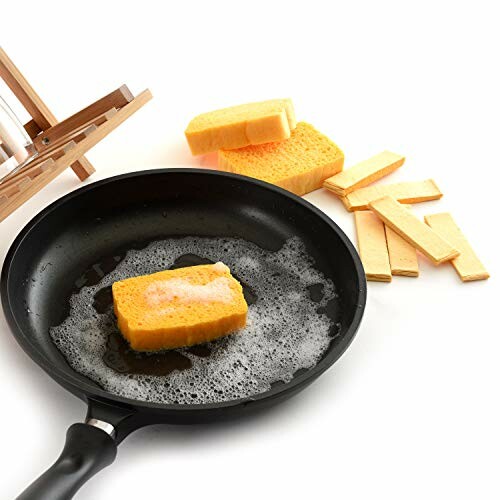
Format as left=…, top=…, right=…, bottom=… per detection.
left=49, top=235, right=339, bottom=404
left=3, top=170, right=363, bottom=407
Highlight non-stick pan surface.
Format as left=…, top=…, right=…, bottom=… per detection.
left=2, top=169, right=366, bottom=499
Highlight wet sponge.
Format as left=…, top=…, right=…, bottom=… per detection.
left=112, top=262, right=248, bottom=351
left=185, top=99, right=296, bottom=155
left=218, top=122, right=344, bottom=196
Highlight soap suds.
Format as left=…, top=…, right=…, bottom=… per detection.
left=212, top=261, right=230, bottom=273
left=50, top=236, right=338, bottom=404
left=145, top=275, right=235, bottom=306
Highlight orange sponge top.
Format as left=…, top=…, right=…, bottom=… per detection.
left=112, top=262, right=248, bottom=351
left=218, top=122, right=344, bottom=196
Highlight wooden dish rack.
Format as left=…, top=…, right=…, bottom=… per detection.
left=0, top=47, right=152, bottom=223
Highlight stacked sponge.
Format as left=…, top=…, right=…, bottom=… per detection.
left=185, top=99, right=344, bottom=196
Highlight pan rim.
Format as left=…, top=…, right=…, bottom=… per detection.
left=1, top=168, right=366, bottom=413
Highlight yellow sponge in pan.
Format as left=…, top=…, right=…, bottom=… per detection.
left=185, top=99, right=296, bottom=155
left=218, top=122, right=344, bottom=196
left=112, top=262, right=248, bottom=351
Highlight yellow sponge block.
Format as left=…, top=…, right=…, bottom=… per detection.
left=218, top=122, right=344, bottom=196
left=185, top=99, right=296, bottom=155
left=112, top=262, right=248, bottom=351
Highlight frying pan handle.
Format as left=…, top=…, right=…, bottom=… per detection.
left=16, top=422, right=117, bottom=500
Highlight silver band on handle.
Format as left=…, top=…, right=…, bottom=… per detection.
left=85, top=418, right=116, bottom=438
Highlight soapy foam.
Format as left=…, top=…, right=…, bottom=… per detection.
left=145, top=275, right=235, bottom=307
left=50, top=237, right=338, bottom=404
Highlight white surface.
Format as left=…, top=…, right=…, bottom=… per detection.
left=1, top=1, right=499, bottom=498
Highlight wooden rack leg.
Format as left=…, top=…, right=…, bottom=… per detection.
left=0, top=47, right=95, bottom=180
left=23, top=119, right=43, bottom=139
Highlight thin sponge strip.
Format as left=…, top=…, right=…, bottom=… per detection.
left=112, top=262, right=248, bottom=351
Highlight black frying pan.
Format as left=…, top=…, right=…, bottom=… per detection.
left=1, top=169, right=366, bottom=499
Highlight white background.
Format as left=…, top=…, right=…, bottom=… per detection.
left=1, top=1, right=499, bottom=498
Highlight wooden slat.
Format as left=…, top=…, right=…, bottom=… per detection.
left=0, top=47, right=95, bottom=180
left=0, top=158, right=55, bottom=193
left=0, top=47, right=56, bottom=129
left=0, top=147, right=86, bottom=221
left=50, top=90, right=152, bottom=168
left=0, top=140, right=75, bottom=190
left=33, top=108, right=117, bottom=157
left=17, top=177, right=32, bottom=191
left=0, top=142, right=74, bottom=194
left=69, top=155, right=94, bottom=180
left=33, top=87, right=131, bottom=151
left=0, top=160, right=56, bottom=221
left=0, top=182, right=23, bottom=199
left=1, top=185, right=17, bottom=198
left=0, top=176, right=32, bottom=199
left=23, top=119, right=43, bottom=139
left=81, top=124, right=98, bottom=137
